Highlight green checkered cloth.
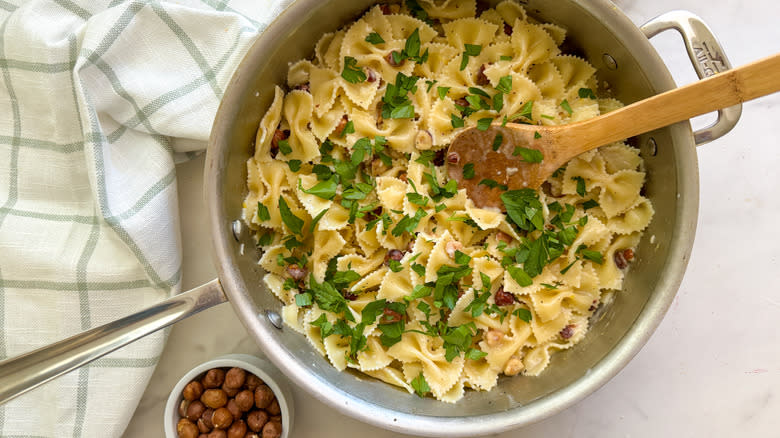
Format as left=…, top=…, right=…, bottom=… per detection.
left=0, top=0, right=290, bottom=435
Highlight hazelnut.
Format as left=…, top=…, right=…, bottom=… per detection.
left=334, top=115, right=349, bottom=137
left=398, top=172, right=408, bottom=182
left=504, top=356, right=524, bottom=376
left=245, top=374, right=263, bottom=391
left=226, top=399, right=241, bottom=420
left=476, top=64, right=490, bottom=86
left=445, top=240, right=463, bottom=259
left=221, top=383, right=239, bottom=397
left=386, top=249, right=404, bottom=262
left=186, top=400, right=206, bottom=421
left=183, top=381, right=204, bottom=401
left=560, top=324, right=576, bottom=339
left=227, top=419, right=248, bottom=438
left=495, top=231, right=512, bottom=243
left=415, top=130, right=433, bottom=150
left=366, top=68, right=377, bottom=83
left=455, top=97, right=469, bottom=108
left=266, top=399, right=281, bottom=416
left=371, top=157, right=389, bottom=175
left=380, top=308, right=403, bottom=324
left=212, top=407, right=233, bottom=429
left=207, top=430, right=226, bottom=438
left=484, top=330, right=504, bottom=347
left=179, top=399, right=190, bottom=418
left=197, top=417, right=212, bottom=434
left=504, top=23, right=513, bottom=36
left=254, top=385, right=275, bottom=409
left=262, top=421, right=283, bottom=438
left=433, top=148, right=447, bottom=166
left=177, top=418, right=199, bottom=438
left=446, top=151, right=460, bottom=165
left=202, top=368, right=226, bottom=389
left=385, top=51, right=404, bottom=67
left=285, top=264, right=307, bottom=281
left=201, top=408, right=214, bottom=429
left=235, top=389, right=254, bottom=412
left=247, top=410, right=269, bottom=432
left=294, top=83, right=310, bottom=92
left=201, top=389, right=228, bottom=409
left=494, top=287, right=516, bottom=306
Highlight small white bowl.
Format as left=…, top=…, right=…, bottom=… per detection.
left=164, top=354, right=294, bottom=438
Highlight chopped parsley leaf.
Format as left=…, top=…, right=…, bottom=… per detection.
left=534, top=131, right=542, bottom=139
left=578, top=87, right=597, bottom=99
left=582, top=199, right=599, bottom=210
left=295, top=293, right=312, bottom=307
left=278, top=139, right=292, bottom=155
left=391, top=208, right=427, bottom=236
left=256, top=202, right=271, bottom=222
left=476, top=117, right=493, bottom=131
left=573, top=176, right=587, bottom=196
left=560, top=99, right=573, bottom=115
left=388, top=259, right=403, bottom=272
left=299, top=177, right=338, bottom=200
left=465, top=348, right=488, bottom=361
left=341, top=56, right=367, bottom=83
left=437, top=86, right=450, bottom=100
left=513, top=308, right=532, bottom=322
left=478, top=179, right=508, bottom=190
left=581, top=249, right=604, bottom=264
left=411, top=372, right=430, bottom=397
left=507, top=265, right=533, bottom=287
left=462, top=163, right=475, bottom=179
left=365, top=32, right=385, bottom=45
left=460, top=44, right=482, bottom=70
left=496, top=75, right=512, bottom=94
left=492, top=132, right=503, bottom=151
left=278, top=196, right=303, bottom=235
left=309, top=209, right=328, bottom=233
left=512, top=146, right=543, bottom=163
left=450, top=113, right=465, bottom=128
left=257, top=230, right=274, bottom=246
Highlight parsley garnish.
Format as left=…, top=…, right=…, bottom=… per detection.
left=534, top=131, right=541, bottom=139
left=491, top=133, right=503, bottom=151
left=278, top=196, right=303, bottom=235
left=450, top=114, right=465, bottom=128
left=512, top=146, right=543, bottom=163
left=382, top=72, right=419, bottom=119
left=341, top=56, right=367, bottom=83
left=365, top=32, right=385, bottom=45
left=573, top=176, right=586, bottom=196
left=299, top=177, right=338, bottom=200
left=478, top=179, right=508, bottom=190
left=257, top=230, right=274, bottom=246
left=405, top=0, right=432, bottom=25
left=581, top=249, right=604, bottom=264
left=437, top=86, right=450, bottom=100
left=287, top=159, right=302, bottom=172
left=507, top=265, right=533, bottom=287
left=309, top=209, right=328, bottom=233
left=465, top=349, right=488, bottom=360
left=582, top=199, right=599, bottom=210
left=256, top=202, right=271, bottom=222
left=295, top=293, right=312, bottom=306
left=513, top=308, right=532, bottom=322
left=560, top=99, right=573, bottom=115
left=278, top=139, right=292, bottom=155
left=391, top=208, right=427, bottom=236
left=411, top=372, right=430, bottom=397
left=501, top=189, right=544, bottom=232
left=514, top=101, right=534, bottom=121
left=476, top=117, right=493, bottom=131
left=578, top=87, right=597, bottom=99
left=462, top=163, right=475, bottom=179
left=460, top=44, right=482, bottom=70
left=496, top=75, right=512, bottom=94
left=500, top=55, right=513, bottom=61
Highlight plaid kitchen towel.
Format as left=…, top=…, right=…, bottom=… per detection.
left=0, top=0, right=291, bottom=436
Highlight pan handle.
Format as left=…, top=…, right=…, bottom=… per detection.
left=0, top=279, right=227, bottom=405
left=640, top=10, right=742, bottom=146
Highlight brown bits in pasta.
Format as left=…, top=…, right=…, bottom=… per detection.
left=503, top=23, right=513, bottom=36
left=270, top=129, right=288, bottom=158
left=495, top=231, right=512, bottom=244
left=334, top=115, right=349, bottom=137
left=476, top=64, right=490, bottom=86
left=285, top=264, right=307, bottom=281
left=503, top=356, right=524, bottom=376
left=372, top=157, right=389, bottom=175
left=294, top=83, right=310, bottom=92
left=560, top=324, right=575, bottom=339
left=484, top=330, right=504, bottom=347
left=366, top=68, right=378, bottom=83
left=493, top=287, right=515, bottom=306
left=386, top=249, right=404, bottom=263
left=433, top=148, right=448, bottom=166
left=613, top=248, right=635, bottom=269
left=385, top=51, right=404, bottom=67
left=446, top=151, right=460, bottom=165
left=445, top=241, right=463, bottom=259
left=380, top=308, right=403, bottom=324
left=379, top=3, right=400, bottom=14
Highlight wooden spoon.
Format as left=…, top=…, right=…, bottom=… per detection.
left=448, top=53, right=780, bottom=209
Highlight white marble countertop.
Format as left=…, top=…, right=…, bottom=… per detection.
left=124, top=1, right=780, bottom=436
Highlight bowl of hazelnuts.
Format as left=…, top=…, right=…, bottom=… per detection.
left=164, top=354, right=294, bottom=438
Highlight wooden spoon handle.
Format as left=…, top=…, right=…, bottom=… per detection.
left=575, top=53, right=780, bottom=150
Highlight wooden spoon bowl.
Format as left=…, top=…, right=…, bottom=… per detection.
left=448, top=53, right=780, bottom=209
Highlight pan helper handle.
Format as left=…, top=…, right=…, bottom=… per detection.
left=641, top=10, right=742, bottom=146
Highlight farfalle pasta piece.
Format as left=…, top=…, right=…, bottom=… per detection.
left=510, top=20, right=561, bottom=72
left=418, top=0, right=476, bottom=20
left=282, top=90, right=320, bottom=162
left=442, top=18, right=499, bottom=49
left=254, top=86, right=285, bottom=162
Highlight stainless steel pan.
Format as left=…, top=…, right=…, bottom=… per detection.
left=0, top=1, right=741, bottom=435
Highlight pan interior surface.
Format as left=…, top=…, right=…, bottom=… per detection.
left=206, top=0, right=698, bottom=434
